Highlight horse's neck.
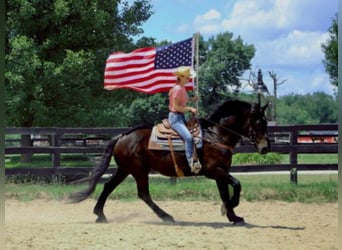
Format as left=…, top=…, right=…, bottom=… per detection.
left=203, top=115, right=245, bottom=147
left=219, top=125, right=242, bottom=146
left=203, top=101, right=251, bottom=146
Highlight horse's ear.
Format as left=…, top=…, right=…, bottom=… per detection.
left=250, top=103, right=258, bottom=115
left=262, top=102, right=269, bottom=112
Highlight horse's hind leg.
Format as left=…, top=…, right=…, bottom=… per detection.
left=134, top=174, right=174, bottom=222
left=93, top=167, right=129, bottom=223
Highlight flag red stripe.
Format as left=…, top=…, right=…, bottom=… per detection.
left=103, top=39, right=194, bottom=94
left=105, top=62, right=154, bottom=74
left=104, top=82, right=193, bottom=94
left=105, top=69, right=172, bottom=81
left=106, top=55, right=155, bottom=66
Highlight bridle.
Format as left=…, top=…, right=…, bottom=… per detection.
left=200, top=107, right=269, bottom=154
left=202, top=117, right=255, bottom=143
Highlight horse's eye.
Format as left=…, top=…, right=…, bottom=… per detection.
left=256, top=120, right=265, bottom=126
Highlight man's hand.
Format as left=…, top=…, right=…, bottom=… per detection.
left=191, top=95, right=199, bottom=102
left=189, top=107, right=197, bottom=114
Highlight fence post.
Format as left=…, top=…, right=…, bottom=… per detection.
left=290, top=168, right=298, bottom=184
left=289, top=127, right=298, bottom=184
left=51, top=133, right=60, bottom=170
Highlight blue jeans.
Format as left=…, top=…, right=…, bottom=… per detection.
left=168, top=112, right=193, bottom=166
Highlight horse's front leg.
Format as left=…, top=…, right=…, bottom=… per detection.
left=214, top=171, right=244, bottom=224
left=228, top=174, right=241, bottom=208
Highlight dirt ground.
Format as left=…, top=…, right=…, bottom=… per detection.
left=5, top=199, right=337, bottom=250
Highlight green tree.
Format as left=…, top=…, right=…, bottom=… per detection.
left=321, top=14, right=338, bottom=89
left=276, top=92, right=337, bottom=125
left=5, top=0, right=153, bottom=162
left=302, top=92, right=337, bottom=124
left=127, top=93, right=169, bottom=126
left=198, top=32, right=255, bottom=112
left=5, top=0, right=153, bottom=127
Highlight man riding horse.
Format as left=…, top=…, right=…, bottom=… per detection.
left=70, top=84, right=270, bottom=224
left=168, top=66, right=201, bottom=174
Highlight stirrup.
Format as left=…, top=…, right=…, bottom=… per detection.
left=191, top=160, right=202, bottom=174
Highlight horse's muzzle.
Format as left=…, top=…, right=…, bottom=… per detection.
left=256, top=137, right=270, bottom=154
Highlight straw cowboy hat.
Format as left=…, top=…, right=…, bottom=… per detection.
left=173, top=66, right=197, bottom=79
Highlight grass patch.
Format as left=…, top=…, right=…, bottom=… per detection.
left=233, top=152, right=282, bottom=165
left=5, top=154, right=99, bottom=168
left=6, top=154, right=52, bottom=168
left=6, top=153, right=337, bottom=170
left=5, top=182, right=77, bottom=201
left=232, top=153, right=337, bottom=165
left=5, top=174, right=337, bottom=203
left=297, top=153, right=338, bottom=164
left=241, top=178, right=337, bottom=203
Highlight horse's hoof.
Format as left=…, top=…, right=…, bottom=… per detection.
left=228, top=215, right=245, bottom=225
left=227, top=211, right=245, bottom=224
left=227, top=210, right=244, bottom=224
left=232, top=217, right=245, bottom=225
left=96, top=216, right=108, bottom=223
left=162, top=215, right=175, bottom=223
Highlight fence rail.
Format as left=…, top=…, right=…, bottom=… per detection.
left=5, top=124, right=338, bottom=182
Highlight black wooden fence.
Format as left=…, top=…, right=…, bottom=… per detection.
left=5, top=124, right=338, bottom=182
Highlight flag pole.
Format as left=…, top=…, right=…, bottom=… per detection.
left=194, top=32, right=200, bottom=111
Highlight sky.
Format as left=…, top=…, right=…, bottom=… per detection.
left=134, top=0, right=338, bottom=97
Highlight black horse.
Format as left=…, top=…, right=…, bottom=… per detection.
left=70, top=99, right=270, bottom=224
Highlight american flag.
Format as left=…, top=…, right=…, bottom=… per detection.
left=104, top=37, right=194, bottom=94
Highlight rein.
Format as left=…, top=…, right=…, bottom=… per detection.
left=201, top=118, right=251, bottom=142
left=211, top=142, right=235, bottom=152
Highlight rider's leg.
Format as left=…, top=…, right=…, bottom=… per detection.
left=168, top=113, right=194, bottom=170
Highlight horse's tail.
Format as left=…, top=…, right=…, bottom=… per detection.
left=68, top=134, right=122, bottom=203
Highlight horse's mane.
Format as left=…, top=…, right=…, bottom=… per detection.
left=201, top=99, right=252, bottom=128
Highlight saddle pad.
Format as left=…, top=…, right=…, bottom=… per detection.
left=155, top=121, right=201, bottom=140
left=148, top=126, right=202, bottom=151
left=156, top=123, right=179, bottom=139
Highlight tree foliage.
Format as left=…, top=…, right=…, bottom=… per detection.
left=276, top=92, right=337, bottom=125
left=321, top=13, right=338, bottom=88
left=198, top=32, right=255, bottom=111
left=127, top=93, right=169, bottom=126
left=5, top=0, right=153, bottom=127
